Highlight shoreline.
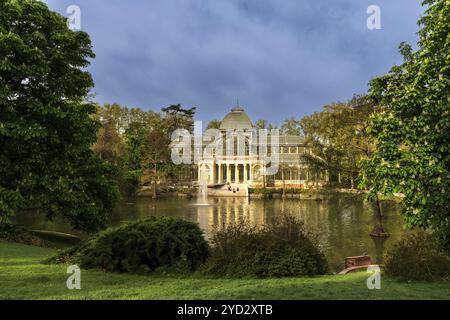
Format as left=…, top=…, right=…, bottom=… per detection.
left=135, top=187, right=403, bottom=202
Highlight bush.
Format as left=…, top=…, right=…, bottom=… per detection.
left=202, top=215, right=329, bottom=277
left=384, top=232, right=450, bottom=281
left=47, top=216, right=209, bottom=273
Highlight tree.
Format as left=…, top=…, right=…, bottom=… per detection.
left=93, top=103, right=153, bottom=195
left=121, top=117, right=148, bottom=194
left=90, top=103, right=197, bottom=197
left=206, top=119, right=221, bottom=129
left=141, top=116, right=171, bottom=198
left=93, top=109, right=123, bottom=163
left=159, top=104, right=196, bottom=184
left=299, top=95, right=376, bottom=188
left=254, top=119, right=275, bottom=130
left=161, top=104, right=196, bottom=118
left=0, top=0, right=118, bottom=231
left=161, top=104, right=196, bottom=134
left=360, top=0, right=450, bottom=250
left=281, top=117, right=302, bottom=135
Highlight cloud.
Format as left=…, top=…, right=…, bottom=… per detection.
left=43, top=0, right=423, bottom=124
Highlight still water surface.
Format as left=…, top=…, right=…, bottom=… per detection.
left=16, top=195, right=406, bottom=271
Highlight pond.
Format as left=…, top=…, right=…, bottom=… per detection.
left=15, top=195, right=406, bottom=271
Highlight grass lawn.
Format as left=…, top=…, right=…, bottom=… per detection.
left=1, top=241, right=449, bottom=300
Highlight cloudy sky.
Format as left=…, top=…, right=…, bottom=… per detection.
left=44, top=0, right=423, bottom=125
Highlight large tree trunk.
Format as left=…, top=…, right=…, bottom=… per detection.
left=152, top=162, right=157, bottom=199
left=370, top=195, right=389, bottom=237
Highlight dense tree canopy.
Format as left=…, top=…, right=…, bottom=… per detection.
left=360, top=0, right=450, bottom=250
left=300, top=95, right=377, bottom=188
left=254, top=119, right=276, bottom=130
left=280, top=117, right=302, bottom=136
left=206, top=119, right=221, bottom=130
left=0, top=0, right=118, bottom=231
left=92, top=103, right=154, bottom=195
left=93, top=103, right=196, bottom=197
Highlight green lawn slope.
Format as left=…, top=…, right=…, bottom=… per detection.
left=1, top=241, right=449, bottom=300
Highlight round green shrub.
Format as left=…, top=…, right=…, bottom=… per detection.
left=49, top=216, right=209, bottom=273
left=202, top=215, right=329, bottom=277
left=384, top=231, right=450, bottom=281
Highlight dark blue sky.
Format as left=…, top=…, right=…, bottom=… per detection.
left=44, top=0, right=423, bottom=125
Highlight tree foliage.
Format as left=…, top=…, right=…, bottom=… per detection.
left=0, top=0, right=118, bottom=231
left=280, top=117, right=302, bottom=136
left=300, top=95, right=377, bottom=188
left=254, top=119, right=276, bottom=130
left=93, top=103, right=196, bottom=197
left=92, top=103, right=155, bottom=195
left=360, top=0, right=450, bottom=250
left=206, top=119, right=221, bottom=129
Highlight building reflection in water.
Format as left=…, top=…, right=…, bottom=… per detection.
left=190, top=196, right=405, bottom=270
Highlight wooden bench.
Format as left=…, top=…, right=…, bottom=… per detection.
left=338, top=255, right=372, bottom=274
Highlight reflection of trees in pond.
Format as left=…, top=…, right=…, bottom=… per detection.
left=371, top=236, right=388, bottom=265
left=324, top=195, right=373, bottom=270
left=15, top=196, right=404, bottom=271
left=370, top=198, right=390, bottom=238
left=186, top=196, right=398, bottom=272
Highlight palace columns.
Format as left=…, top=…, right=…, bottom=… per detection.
left=218, top=164, right=223, bottom=183
left=226, top=164, right=231, bottom=183
left=235, top=164, right=240, bottom=184
left=243, top=164, right=247, bottom=183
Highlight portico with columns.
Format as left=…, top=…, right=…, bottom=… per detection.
left=200, top=162, right=254, bottom=185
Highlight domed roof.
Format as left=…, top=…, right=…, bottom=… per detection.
left=219, top=106, right=253, bottom=130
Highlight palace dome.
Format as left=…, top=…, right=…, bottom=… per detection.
left=219, top=106, right=253, bottom=130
